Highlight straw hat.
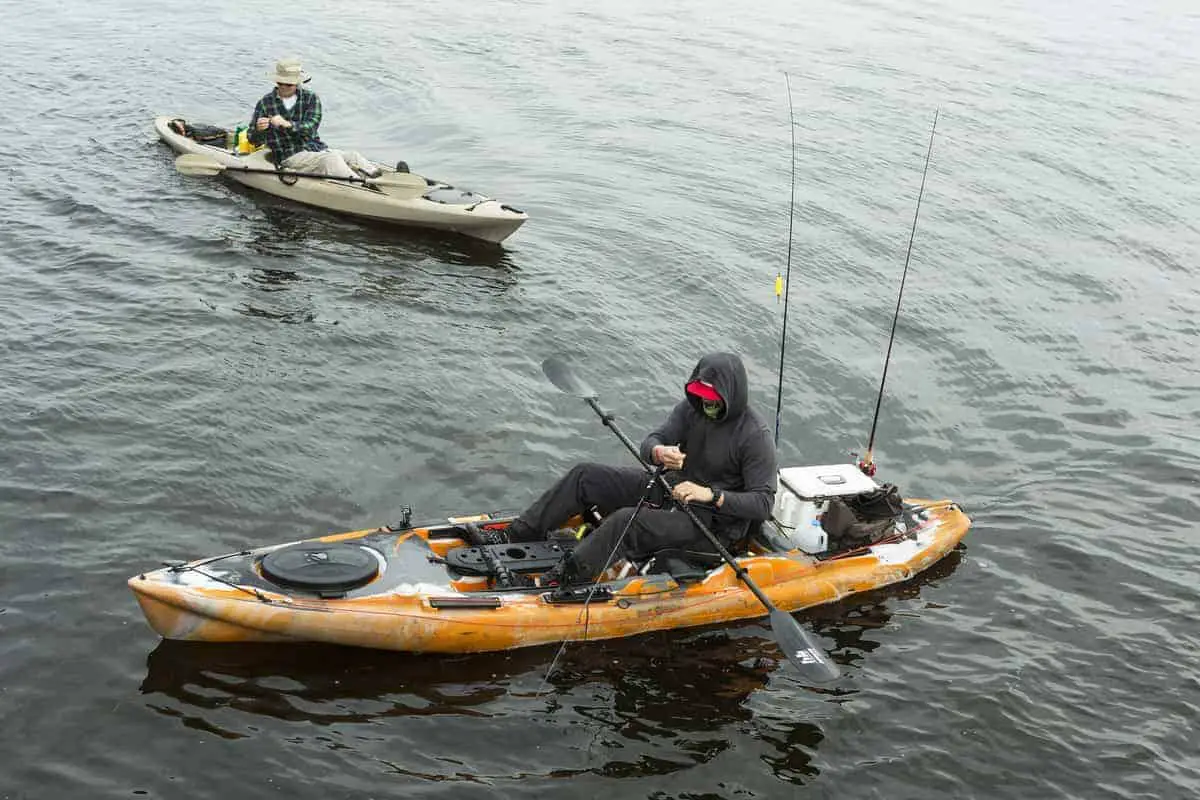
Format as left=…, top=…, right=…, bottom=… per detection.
left=269, top=57, right=311, bottom=85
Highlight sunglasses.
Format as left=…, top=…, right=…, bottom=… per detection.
left=276, top=82, right=297, bottom=88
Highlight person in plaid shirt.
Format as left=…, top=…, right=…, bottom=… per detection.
left=247, top=58, right=381, bottom=180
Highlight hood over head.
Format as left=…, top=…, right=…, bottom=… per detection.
left=684, top=352, right=749, bottom=423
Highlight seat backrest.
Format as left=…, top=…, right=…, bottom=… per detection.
left=729, top=519, right=760, bottom=554
left=645, top=547, right=725, bottom=584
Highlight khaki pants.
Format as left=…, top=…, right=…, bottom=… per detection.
left=282, top=149, right=376, bottom=179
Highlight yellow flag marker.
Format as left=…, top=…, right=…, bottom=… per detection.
left=774, top=273, right=783, bottom=302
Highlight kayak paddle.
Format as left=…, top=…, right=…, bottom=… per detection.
left=173, top=153, right=430, bottom=196
left=541, top=356, right=840, bottom=684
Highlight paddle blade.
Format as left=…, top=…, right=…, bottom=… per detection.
left=542, top=357, right=598, bottom=399
left=370, top=172, right=429, bottom=191
left=174, top=153, right=226, bottom=177
left=367, top=174, right=428, bottom=200
left=769, top=608, right=840, bottom=683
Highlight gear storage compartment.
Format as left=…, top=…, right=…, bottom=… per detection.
left=259, top=542, right=382, bottom=593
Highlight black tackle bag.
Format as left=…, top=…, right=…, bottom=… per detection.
left=820, top=483, right=904, bottom=552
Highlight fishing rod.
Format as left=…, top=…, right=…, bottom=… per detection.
left=858, top=108, right=940, bottom=477
left=772, top=72, right=798, bottom=446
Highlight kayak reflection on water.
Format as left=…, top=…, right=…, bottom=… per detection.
left=136, top=551, right=963, bottom=783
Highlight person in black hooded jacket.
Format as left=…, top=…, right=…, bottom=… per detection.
left=506, top=352, right=778, bottom=586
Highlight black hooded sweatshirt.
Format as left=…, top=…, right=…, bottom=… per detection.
left=639, top=352, right=778, bottom=537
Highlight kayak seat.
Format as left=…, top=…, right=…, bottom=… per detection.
left=644, top=548, right=724, bottom=584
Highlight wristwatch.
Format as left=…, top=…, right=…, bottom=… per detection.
left=712, top=488, right=724, bottom=508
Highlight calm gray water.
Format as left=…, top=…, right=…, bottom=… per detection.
left=1, top=0, right=1197, bottom=797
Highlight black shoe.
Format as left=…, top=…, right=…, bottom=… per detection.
left=505, top=519, right=541, bottom=543
left=478, top=526, right=508, bottom=545
left=536, top=553, right=580, bottom=588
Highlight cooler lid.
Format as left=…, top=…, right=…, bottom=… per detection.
left=778, top=464, right=879, bottom=498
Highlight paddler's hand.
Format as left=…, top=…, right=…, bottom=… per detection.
left=672, top=481, right=715, bottom=506
left=269, top=115, right=292, bottom=129
left=255, top=117, right=270, bottom=131
left=652, top=444, right=685, bottom=470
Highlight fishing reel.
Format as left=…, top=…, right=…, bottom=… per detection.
left=850, top=451, right=878, bottom=477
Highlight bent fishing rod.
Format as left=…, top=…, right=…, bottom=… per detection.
left=858, top=108, right=940, bottom=476
left=772, top=72, right=798, bottom=446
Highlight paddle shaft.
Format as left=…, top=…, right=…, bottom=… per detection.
left=175, top=154, right=426, bottom=189
left=584, top=397, right=781, bottom=614
left=217, top=163, right=414, bottom=187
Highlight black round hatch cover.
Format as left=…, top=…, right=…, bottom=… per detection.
left=260, top=543, right=380, bottom=592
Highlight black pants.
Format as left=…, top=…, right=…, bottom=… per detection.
left=511, top=462, right=720, bottom=581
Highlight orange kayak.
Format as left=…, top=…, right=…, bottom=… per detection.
left=128, top=465, right=970, bottom=654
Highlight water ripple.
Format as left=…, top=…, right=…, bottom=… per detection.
left=1, top=0, right=1198, bottom=798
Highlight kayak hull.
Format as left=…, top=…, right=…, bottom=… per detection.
left=127, top=499, right=970, bottom=654
left=154, top=116, right=528, bottom=244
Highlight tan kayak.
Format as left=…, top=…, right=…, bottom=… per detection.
left=154, top=115, right=528, bottom=244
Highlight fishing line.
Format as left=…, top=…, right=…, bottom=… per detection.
left=537, top=472, right=667, bottom=695
left=773, top=71, right=799, bottom=446
left=859, top=108, right=940, bottom=476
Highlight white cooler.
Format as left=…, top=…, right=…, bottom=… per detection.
left=770, top=463, right=880, bottom=553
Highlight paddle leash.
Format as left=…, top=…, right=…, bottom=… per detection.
left=858, top=108, right=940, bottom=477
left=773, top=72, right=799, bottom=446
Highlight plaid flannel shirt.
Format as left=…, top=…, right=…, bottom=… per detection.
left=246, top=88, right=328, bottom=163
